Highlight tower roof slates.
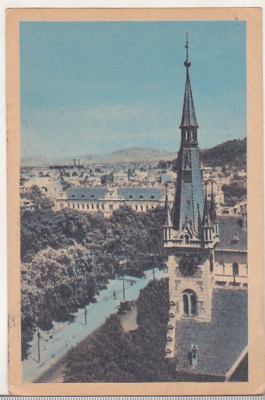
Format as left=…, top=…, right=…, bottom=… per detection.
left=180, top=70, right=198, bottom=129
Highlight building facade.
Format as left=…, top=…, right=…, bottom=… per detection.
left=55, top=187, right=166, bottom=217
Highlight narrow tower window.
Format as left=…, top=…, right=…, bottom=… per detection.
left=210, top=254, right=214, bottom=272
left=183, top=293, right=189, bottom=315
left=183, top=289, right=197, bottom=316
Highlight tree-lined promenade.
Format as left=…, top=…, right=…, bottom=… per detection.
left=21, top=205, right=165, bottom=360
left=63, top=278, right=176, bottom=383
left=24, top=269, right=165, bottom=383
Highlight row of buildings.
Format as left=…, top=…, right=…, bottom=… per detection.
left=20, top=167, right=248, bottom=218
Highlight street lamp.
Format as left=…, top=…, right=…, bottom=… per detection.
left=119, top=259, right=127, bottom=300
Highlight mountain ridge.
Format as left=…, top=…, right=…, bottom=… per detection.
left=200, top=138, right=246, bottom=168
left=21, top=138, right=246, bottom=168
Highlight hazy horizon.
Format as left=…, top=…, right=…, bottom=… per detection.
left=20, top=137, right=246, bottom=168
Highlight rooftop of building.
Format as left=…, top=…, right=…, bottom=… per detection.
left=217, top=216, right=247, bottom=252
left=62, top=187, right=166, bottom=201
left=174, top=288, right=248, bottom=379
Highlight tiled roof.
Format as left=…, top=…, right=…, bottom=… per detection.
left=172, top=147, right=204, bottom=232
left=174, top=289, right=248, bottom=378
left=64, top=187, right=166, bottom=201
left=118, top=188, right=165, bottom=201
left=217, top=216, right=247, bottom=252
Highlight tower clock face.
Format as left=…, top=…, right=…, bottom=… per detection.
left=179, top=255, right=198, bottom=276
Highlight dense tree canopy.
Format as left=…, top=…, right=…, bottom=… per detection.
left=21, top=205, right=165, bottom=360
left=63, top=278, right=176, bottom=382
left=222, top=181, right=247, bottom=206
left=201, top=138, right=247, bottom=169
left=21, top=185, right=54, bottom=210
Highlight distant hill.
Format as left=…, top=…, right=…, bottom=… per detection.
left=201, top=138, right=247, bottom=169
left=21, top=147, right=176, bottom=167
left=21, top=139, right=247, bottom=168
left=96, top=147, right=176, bottom=164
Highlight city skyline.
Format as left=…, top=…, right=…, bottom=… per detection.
left=20, top=21, right=246, bottom=159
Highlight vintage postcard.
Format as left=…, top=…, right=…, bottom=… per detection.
left=6, top=7, right=264, bottom=396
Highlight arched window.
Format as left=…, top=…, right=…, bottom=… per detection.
left=183, top=289, right=197, bottom=316
left=185, top=234, right=189, bottom=244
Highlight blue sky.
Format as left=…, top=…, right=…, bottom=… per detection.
left=20, top=21, right=246, bottom=159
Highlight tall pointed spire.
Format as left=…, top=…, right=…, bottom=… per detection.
left=164, top=185, right=173, bottom=227
left=197, top=203, right=202, bottom=233
left=202, top=185, right=212, bottom=227
left=209, top=182, right=218, bottom=224
left=180, top=33, right=198, bottom=129
left=172, top=34, right=203, bottom=232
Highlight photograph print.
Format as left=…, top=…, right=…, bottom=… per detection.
left=18, top=18, right=249, bottom=385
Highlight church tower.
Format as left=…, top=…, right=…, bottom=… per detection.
left=164, top=35, right=219, bottom=358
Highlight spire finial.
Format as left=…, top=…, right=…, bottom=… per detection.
left=164, top=184, right=172, bottom=228
left=185, top=32, right=189, bottom=60
left=184, top=32, right=191, bottom=69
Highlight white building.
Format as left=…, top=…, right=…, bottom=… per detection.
left=55, top=187, right=166, bottom=217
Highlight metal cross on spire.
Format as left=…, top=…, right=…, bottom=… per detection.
left=184, top=32, right=191, bottom=69
left=185, top=32, right=189, bottom=60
